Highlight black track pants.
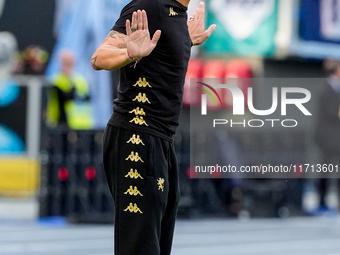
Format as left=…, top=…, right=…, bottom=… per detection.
left=103, top=125, right=180, bottom=255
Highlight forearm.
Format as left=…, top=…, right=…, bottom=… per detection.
left=91, top=45, right=133, bottom=71
left=91, top=11, right=161, bottom=71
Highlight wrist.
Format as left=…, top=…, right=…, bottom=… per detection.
left=127, top=50, right=142, bottom=62
left=127, top=50, right=142, bottom=68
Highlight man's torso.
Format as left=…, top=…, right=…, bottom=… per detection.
left=108, top=0, right=192, bottom=141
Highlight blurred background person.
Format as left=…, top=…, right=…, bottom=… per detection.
left=315, top=58, right=340, bottom=213
left=46, top=49, right=94, bottom=129
left=0, top=31, right=26, bottom=154
left=0, top=31, right=16, bottom=85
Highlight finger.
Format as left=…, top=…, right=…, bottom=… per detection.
left=194, top=2, right=202, bottom=15
left=202, top=24, right=216, bottom=40
left=207, top=24, right=217, bottom=35
left=200, top=2, right=205, bottom=11
left=126, top=19, right=131, bottom=36
left=191, top=8, right=198, bottom=21
left=195, top=25, right=216, bottom=46
left=140, top=10, right=145, bottom=30
left=142, top=10, right=148, bottom=31
left=137, top=10, right=143, bottom=30
left=196, top=2, right=205, bottom=21
left=131, top=11, right=137, bottom=31
left=151, top=30, right=161, bottom=45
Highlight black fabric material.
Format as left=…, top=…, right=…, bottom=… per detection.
left=53, top=86, right=75, bottom=125
left=103, top=125, right=180, bottom=255
left=315, top=83, right=340, bottom=154
left=108, top=0, right=191, bottom=140
left=315, top=82, right=340, bottom=206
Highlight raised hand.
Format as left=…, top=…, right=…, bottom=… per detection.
left=188, top=2, right=216, bottom=46
left=126, top=10, right=161, bottom=60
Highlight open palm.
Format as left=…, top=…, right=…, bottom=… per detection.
left=126, top=10, right=161, bottom=60
left=188, top=2, right=216, bottom=46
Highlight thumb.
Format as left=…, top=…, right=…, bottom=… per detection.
left=205, top=24, right=217, bottom=37
left=200, top=24, right=216, bottom=44
left=151, top=30, right=162, bottom=45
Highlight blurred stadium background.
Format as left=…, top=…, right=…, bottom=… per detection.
left=1, top=0, right=340, bottom=254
